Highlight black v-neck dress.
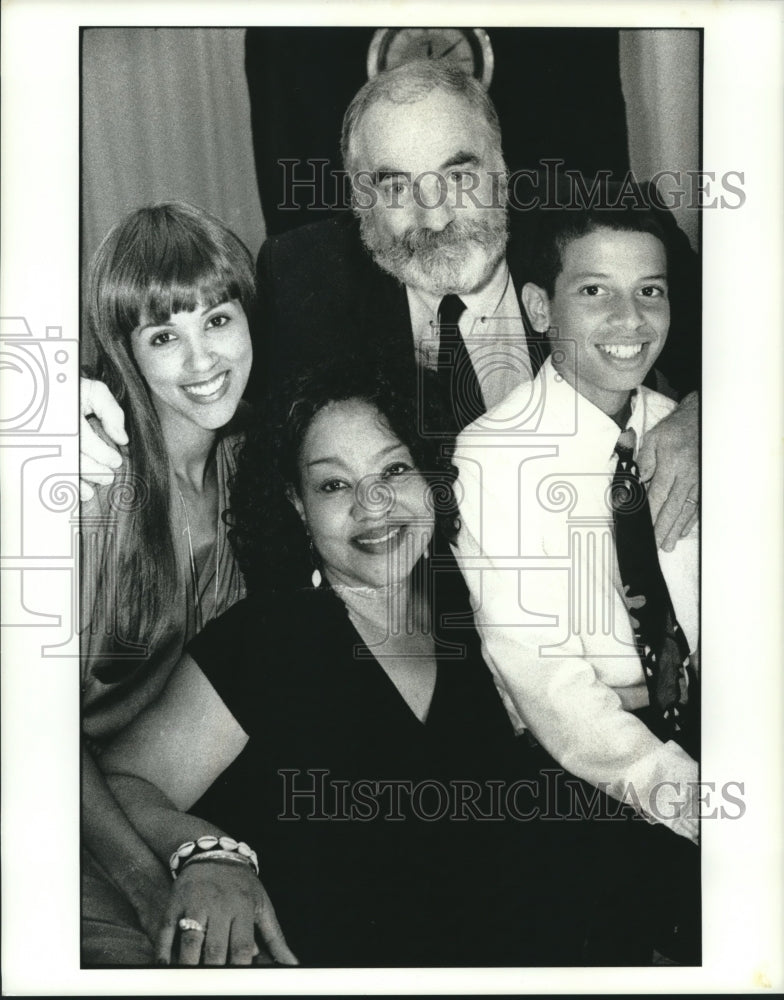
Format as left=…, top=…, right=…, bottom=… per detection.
left=188, top=560, right=589, bottom=967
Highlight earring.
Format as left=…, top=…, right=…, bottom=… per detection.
left=309, top=539, right=322, bottom=589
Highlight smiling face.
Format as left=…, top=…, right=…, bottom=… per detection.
left=291, top=399, right=435, bottom=590
left=130, top=299, right=252, bottom=438
left=352, top=87, right=508, bottom=296
left=523, top=228, right=670, bottom=415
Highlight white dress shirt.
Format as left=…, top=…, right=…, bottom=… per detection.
left=406, top=261, right=533, bottom=411
left=452, top=357, right=699, bottom=839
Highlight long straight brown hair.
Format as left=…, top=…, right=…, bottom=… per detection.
left=86, top=201, right=255, bottom=652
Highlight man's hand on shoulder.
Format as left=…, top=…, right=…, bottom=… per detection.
left=80, top=377, right=128, bottom=501
left=637, top=391, right=699, bottom=552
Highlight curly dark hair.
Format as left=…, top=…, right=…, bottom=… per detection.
left=229, top=355, right=460, bottom=595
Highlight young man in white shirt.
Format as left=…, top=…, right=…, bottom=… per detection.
left=452, top=202, right=700, bottom=959
left=456, top=199, right=698, bottom=840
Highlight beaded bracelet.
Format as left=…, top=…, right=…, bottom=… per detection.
left=169, top=835, right=259, bottom=880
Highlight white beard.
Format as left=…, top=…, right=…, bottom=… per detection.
left=358, top=207, right=508, bottom=298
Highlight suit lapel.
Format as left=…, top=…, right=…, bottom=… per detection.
left=337, top=214, right=417, bottom=364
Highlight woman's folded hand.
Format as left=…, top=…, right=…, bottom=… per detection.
left=155, top=861, right=299, bottom=966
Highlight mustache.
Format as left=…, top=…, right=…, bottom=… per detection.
left=397, top=216, right=506, bottom=258
left=357, top=204, right=509, bottom=296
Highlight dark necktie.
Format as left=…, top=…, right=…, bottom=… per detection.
left=437, top=294, right=485, bottom=433
left=611, top=429, right=697, bottom=752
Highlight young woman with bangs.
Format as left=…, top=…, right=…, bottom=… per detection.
left=80, top=202, right=260, bottom=965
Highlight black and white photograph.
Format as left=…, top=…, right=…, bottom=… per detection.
left=1, top=2, right=782, bottom=994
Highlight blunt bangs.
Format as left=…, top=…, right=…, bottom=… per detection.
left=134, top=271, right=250, bottom=331
left=95, top=202, right=255, bottom=339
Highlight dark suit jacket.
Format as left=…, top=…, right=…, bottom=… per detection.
left=251, top=210, right=699, bottom=400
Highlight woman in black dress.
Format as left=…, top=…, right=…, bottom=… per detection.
left=99, top=360, right=589, bottom=967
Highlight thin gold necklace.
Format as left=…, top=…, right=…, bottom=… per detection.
left=176, top=483, right=220, bottom=634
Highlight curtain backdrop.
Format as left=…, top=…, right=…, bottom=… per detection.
left=81, top=28, right=264, bottom=364
left=620, top=29, right=701, bottom=252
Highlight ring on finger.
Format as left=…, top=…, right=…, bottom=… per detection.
left=179, top=917, right=206, bottom=934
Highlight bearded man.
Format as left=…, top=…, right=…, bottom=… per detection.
left=81, top=59, right=699, bottom=546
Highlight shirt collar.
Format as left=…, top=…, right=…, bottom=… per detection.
left=542, top=356, right=647, bottom=460
left=625, top=387, right=646, bottom=440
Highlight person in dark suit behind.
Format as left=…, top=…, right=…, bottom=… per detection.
left=80, top=60, right=699, bottom=548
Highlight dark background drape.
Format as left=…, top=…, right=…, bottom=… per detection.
left=245, top=28, right=631, bottom=237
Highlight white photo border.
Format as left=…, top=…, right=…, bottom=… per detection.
left=1, top=0, right=782, bottom=994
